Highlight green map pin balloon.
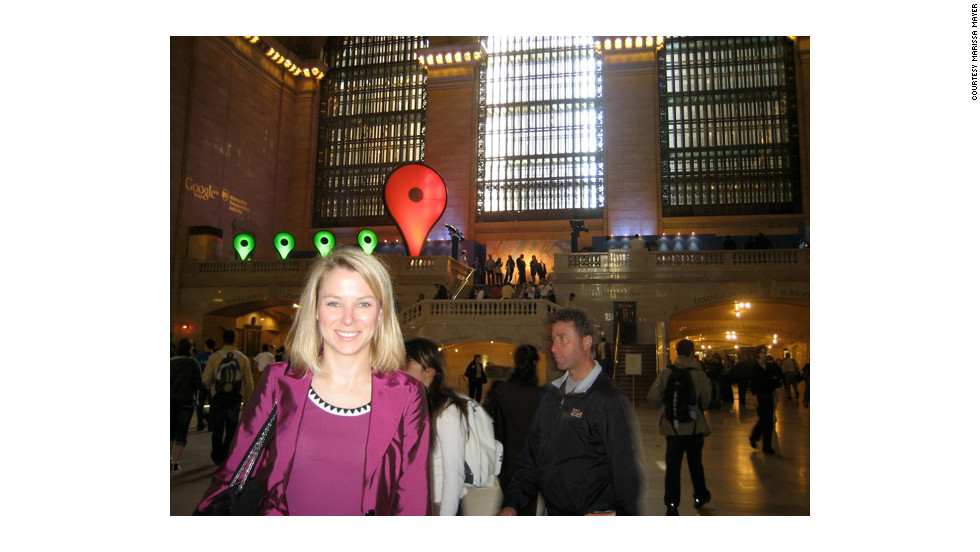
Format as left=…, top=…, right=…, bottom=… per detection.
left=357, top=229, right=378, bottom=255
left=274, top=232, right=295, bottom=260
left=313, top=231, right=335, bottom=257
left=234, top=233, right=255, bottom=260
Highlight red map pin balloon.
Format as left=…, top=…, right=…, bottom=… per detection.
left=384, top=163, right=447, bottom=257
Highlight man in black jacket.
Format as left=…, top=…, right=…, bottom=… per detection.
left=749, top=345, right=783, bottom=454
left=516, top=254, right=527, bottom=284
left=498, top=308, right=642, bottom=516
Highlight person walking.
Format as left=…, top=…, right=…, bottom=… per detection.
left=780, top=352, right=801, bottom=400
left=498, top=308, right=641, bottom=516
left=201, top=329, right=253, bottom=465
left=171, top=338, right=202, bottom=473
left=194, top=338, right=217, bottom=431
left=464, top=354, right=488, bottom=402
left=402, top=337, right=469, bottom=515
left=748, top=345, right=782, bottom=454
left=647, top=339, right=712, bottom=515
left=482, top=344, right=545, bottom=516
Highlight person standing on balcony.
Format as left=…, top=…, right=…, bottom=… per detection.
left=630, top=234, right=646, bottom=251
left=529, top=256, right=540, bottom=284
left=505, top=255, right=515, bottom=284
left=465, top=354, right=488, bottom=402
left=475, top=255, right=486, bottom=286
left=434, top=284, right=450, bottom=300
left=516, top=254, right=527, bottom=284
left=493, top=256, right=503, bottom=285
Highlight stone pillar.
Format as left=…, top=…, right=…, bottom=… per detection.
left=794, top=37, right=810, bottom=228
left=655, top=318, right=669, bottom=376
left=596, top=40, right=659, bottom=238
left=417, top=42, right=484, bottom=242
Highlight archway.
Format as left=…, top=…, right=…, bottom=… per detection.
left=668, top=298, right=810, bottom=364
left=202, top=299, right=298, bottom=359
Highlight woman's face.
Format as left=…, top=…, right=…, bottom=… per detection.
left=316, top=268, right=381, bottom=361
left=402, top=359, right=435, bottom=389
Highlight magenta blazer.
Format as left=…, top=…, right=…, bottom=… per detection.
left=195, top=362, right=431, bottom=515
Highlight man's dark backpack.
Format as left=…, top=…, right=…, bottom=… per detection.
left=663, top=366, right=698, bottom=426
left=215, top=352, right=243, bottom=397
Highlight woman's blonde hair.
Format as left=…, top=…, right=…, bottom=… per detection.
left=284, top=246, right=405, bottom=376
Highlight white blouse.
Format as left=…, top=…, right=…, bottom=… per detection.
left=431, top=398, right=468, bottom=515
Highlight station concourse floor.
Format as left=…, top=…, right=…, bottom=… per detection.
left=170, top=387, right=809, bottom=516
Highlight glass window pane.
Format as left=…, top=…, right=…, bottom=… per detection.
left=659, top=36, right=801, bottom=217
left=477, top=36, right=604, bottom=222
left=314, top=37, right=429, bottom=227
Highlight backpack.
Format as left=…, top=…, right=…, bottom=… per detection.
left=215, top=352, right=243, bottom=396
left=663, top=366, right=698, bottom=428
left=462, top=398, right=503, bottom=488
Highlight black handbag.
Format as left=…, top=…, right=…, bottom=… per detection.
left=200, top=403, right=278, bottom=515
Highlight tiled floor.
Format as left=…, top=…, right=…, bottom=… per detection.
left=171, top=387, right=809, bottom=516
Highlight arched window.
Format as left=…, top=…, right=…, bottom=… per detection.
left=314, top=36, right=429, bottom=227
left=659, top=36, right=802, bottom=217
left=477, top=36, right=604, bottom=222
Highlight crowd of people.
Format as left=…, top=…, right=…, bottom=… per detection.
left=468, top=252, right=549, bottom=287
left=172, top=246, right=809, bottom=515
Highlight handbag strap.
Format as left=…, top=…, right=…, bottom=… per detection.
left=228, top=403, right=278, bottom=491
left=227, top=362, right=290, bottom=491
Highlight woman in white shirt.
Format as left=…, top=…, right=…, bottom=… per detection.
left=402, top=337, right=469, bottom=515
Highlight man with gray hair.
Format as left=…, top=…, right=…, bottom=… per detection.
left=498, top=307, right=641, bottom=515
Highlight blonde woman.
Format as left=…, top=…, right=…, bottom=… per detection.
left=196, top=246, right=430, bottom=515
